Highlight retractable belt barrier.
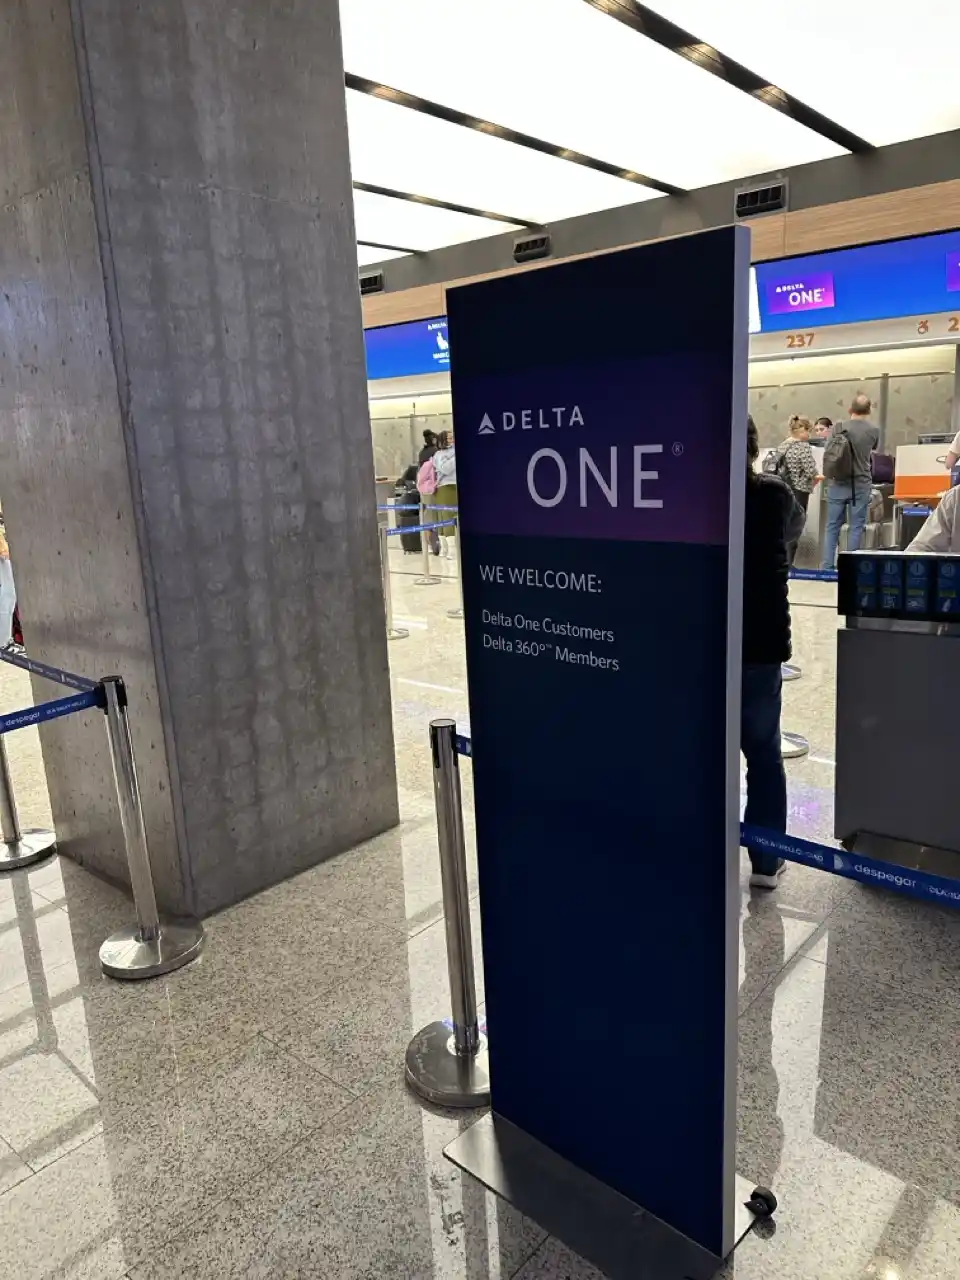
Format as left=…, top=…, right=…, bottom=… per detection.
left=378, top=504, right=460, bottom=513
left=0, top=646, right=98, bottom=691
left=446, top=731, right=959, bottom=913
left=789, top=568, right=838, bottom=582
left=385, top=519, right=458, bottom=536
left=0, top=688, right=103, bottom=736
left=0, top=650, right=205, bottom=978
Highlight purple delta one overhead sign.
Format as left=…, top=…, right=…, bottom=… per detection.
left=765, top=271, right=836, bottom=316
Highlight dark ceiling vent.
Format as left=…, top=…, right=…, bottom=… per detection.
left=359, top=271, right=384, bottom=295
left=513, top=233, right=551, bottom=264
left=734, top=180, right=788, bottom=219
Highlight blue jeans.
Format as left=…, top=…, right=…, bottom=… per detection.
left=741, top=663, right=786, bottom=876
left=821, top=480, right=871, bottom=569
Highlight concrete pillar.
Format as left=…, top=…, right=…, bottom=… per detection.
left=0, top=0, right=398, bottom=914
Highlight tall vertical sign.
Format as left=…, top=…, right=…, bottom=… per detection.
left=449, top=227, right=749, bottom=1258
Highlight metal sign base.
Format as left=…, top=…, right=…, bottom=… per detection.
left=0, top=830, right=57, bottom=872
left=405, top=1019, right=490, bottom=1107
left=445, top=1113, right=770, bottom=1280
left=100, top=919, right=204, bottom=980
left=781, top=731, right=810, bottom=759
left=387, top=627, right=410, bottom=641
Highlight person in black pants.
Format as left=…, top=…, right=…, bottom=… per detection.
left=743, top=416, right=805, bottom=888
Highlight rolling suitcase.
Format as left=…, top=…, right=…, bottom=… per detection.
left=396, top=485, right=422, bottom=553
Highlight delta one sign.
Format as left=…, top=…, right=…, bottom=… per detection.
left=476, top=405, right=663, bottom=510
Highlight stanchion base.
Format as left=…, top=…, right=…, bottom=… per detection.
left=781, top=663, right=802, bottom=681
left=405, top=1019, right=490, bottom=1108
left=781, top=731, right=810, bottom=759
left=387, top=628, right=410, bottom=641
left=414, top=576, right=443, bottom=586
left=100, top=918, right=204, bottom=981
left=446, top=608, right=464, bottom=619
left=0, top=830, right=57, bottom=872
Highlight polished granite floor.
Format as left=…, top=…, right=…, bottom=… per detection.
left=0, top=562, right=957, bottom=1279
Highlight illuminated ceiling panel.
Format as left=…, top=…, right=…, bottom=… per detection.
left=352, top=187, right=523, bottom=251
left=346, top=91, right=662, bottom=224
left=644, top=0, right=960, bottom=145
left=339, top=0, right=844, bottom=193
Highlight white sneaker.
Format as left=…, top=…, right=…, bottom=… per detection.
left=749, top=860, right=787, bottom=889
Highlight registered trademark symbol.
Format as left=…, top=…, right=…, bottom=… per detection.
left=672, top=442, right=684, bottom=457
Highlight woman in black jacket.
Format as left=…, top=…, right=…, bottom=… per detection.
left=742, top=417, right=804, bottom=888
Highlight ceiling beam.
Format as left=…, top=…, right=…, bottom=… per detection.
left=583, top=0, right=874, bottom=155
left=358, top=239, right=419, bottom=256
left=346, top=72, right=686, bottom=198
left=353, top=180, right=536, bottom=230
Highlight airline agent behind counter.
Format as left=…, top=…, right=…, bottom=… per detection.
left=907, top=486, right=960, bottom=553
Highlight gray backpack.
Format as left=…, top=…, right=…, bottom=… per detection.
left=822, top=423, right=854, bottom=483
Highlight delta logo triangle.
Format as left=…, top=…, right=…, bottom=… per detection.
left=478, top=414, right=496, bottom=435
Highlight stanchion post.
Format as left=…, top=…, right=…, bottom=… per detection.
left=405, top=718, right=489, bottom=1106
left=0, top=736, right=57, bottom=872
left=447, top=517, right=464, bottom=619
left=414, top=517, right=442, bottom=586
left=99, top=676, right=204, bottom=979
left=380, top=526, right=409, bottom=641
left=422, top=529, right=432, bottom=581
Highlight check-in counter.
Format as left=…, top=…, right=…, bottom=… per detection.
left=835, top=551, right=960, bottom=867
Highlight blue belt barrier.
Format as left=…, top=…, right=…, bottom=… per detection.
left=452, top=733, right=958, bottom=910
left=0, top=649, right=98, bottom=692
left=741, top=823, right=960, bottom=909
left=789, top=568, right=838, bottom=582
left=0, top=687, right=104, bottom=737
left=386, top=519, right=458, bottom=536
left=378, top=504, right=459, bottom=513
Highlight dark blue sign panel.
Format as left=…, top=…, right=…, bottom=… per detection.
left=449, top=227, right=748, bottom=1258
left=364, top=316, right=450, bottom=380
left=756, top=228, right=960, bottom=332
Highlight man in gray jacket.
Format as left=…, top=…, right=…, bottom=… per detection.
left=820, top=394, right=879, bottom=569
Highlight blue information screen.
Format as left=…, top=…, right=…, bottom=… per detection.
left=364, top=316, right=449, bottom=380
left=755, top=228, right=960, bottom=332
left=450, top=226, right=748, bottom=1258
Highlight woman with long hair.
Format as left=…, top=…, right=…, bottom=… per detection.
left=431, top=429, right=458, bottom=559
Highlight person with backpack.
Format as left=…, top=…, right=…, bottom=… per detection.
left=763, top=416, right=819, bottom=564
left=431, top=429, right=458, bottom=559
left=820, top=394, right=880, bottom=570
left=416, top=446, right=441, bottom=556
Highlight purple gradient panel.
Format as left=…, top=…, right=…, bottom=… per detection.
left=454, top=354, right=736, bottom=547
left=948, top=253, right=960, bottom=293
left=765, top=271, right=836, bottom=315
